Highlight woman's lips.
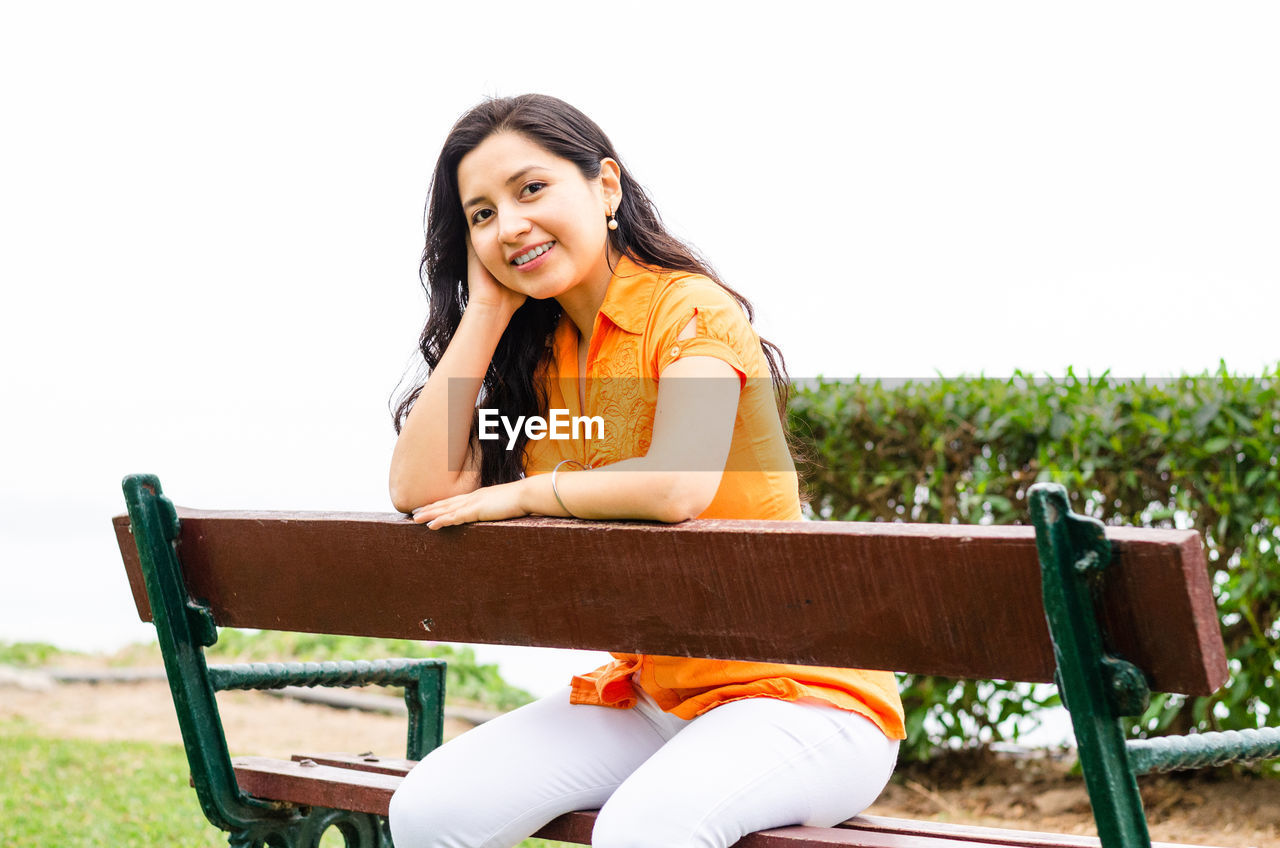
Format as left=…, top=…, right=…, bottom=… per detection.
left=511, top=241, right=555, bottom=271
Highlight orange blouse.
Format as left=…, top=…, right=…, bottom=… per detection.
left=523, top=255, right=905, bottom=740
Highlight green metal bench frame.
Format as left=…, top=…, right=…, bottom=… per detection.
left=120, top=472, right=1280, bottom=848
left=1031, top=485, right=1280, bottom=846
left=123, top=474, right=443, bottom=848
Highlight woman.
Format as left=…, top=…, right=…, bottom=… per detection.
left=388, top=94, right=903, bottom=848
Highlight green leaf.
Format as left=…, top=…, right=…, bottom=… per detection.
left=1192, top=402, right=1222, bottom=433
left=1203, top=436, right=1233, bottom=454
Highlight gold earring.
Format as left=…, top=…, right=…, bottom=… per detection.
left=607, top=207, right=619, bottom=231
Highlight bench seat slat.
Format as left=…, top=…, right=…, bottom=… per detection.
left=233, top=756, right=400, bottom=815
left=835, top=817, right=1220, bottom=848
left=287, top=752, right=1164, bottom=848
left=290, top=752, right=416, bottom=776
left=228, top=757, right=1030, bottom=847
left=116, top=511, right=1224, bottom=694
left=231, top=757, right=1217, bottom=848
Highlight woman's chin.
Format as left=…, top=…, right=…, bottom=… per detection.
left=508, top=276, right=573, bottom=303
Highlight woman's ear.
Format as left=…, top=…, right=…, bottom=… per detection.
left=599, top=157, right=623, bottom=212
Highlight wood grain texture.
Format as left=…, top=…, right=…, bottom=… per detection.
left=112, top=510, right=1226, bottom=694
left=838, top=816, right=1219, bottom=848
left=232, top=756, right=400, bottom=815
left=291, top=752, right=415, bottom=776
left=230, top=757, right=1215, bottom=847
left=279, top=755, right=1213, bottom=848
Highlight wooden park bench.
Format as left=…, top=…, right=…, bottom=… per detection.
left=112, top=473, right=1280, bottom=848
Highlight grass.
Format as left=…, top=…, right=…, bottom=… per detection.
left=0, top=640, right=74, bottom=668
left=0, top=720, right=577, bottom=847
left=2, top=635, right=571, bottom=846
left=0, top=719, right=213, bottom=847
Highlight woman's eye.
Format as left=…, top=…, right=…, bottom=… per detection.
left=521, top=181, right=547, bottom=197
left=470, top=208, right=492, bottom=225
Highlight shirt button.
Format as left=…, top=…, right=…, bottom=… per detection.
left=670, top=345, right=680, bottom=357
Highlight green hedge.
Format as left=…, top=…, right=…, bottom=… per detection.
left=789, top=365, right=1280, bottom=762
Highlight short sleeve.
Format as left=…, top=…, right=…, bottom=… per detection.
left=651, top=277, right=752, bottom=387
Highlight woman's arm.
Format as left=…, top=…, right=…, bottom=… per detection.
left=390, top=238, right=527, bottom=513
left=388, top=304, right=507, bottom=512
left=410, top=354, right=741, bottom=527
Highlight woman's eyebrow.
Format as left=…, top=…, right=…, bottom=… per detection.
left=462, top=165, right=548, bottom=209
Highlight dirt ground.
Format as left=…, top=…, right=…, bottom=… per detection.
left=3, top=677, right=1277, bottom=848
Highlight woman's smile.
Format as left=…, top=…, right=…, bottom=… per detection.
left=510, top=240, right=556, bottom=270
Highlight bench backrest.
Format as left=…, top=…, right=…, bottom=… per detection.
left=112, top=504, right=1226, bottom=695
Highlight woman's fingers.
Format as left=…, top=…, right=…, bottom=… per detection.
left=426, top=512, right=459, bottom=530
left=414, top=494, right=478, bottom=528
left=413, top=505, right=463, bottom=528
left=412, top=481, right=523, bottom=529
left=413, top=498, right=458, bottom=524
left=414, top=502, right=458, bottom=517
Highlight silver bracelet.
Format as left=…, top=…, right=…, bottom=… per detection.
left=550, top=458, right=587, bottom=518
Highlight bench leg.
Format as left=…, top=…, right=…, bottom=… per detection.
left=124, top=475, right=293, bottom=834
left=1031, top=483, right=1152, bottom=848
left=124, top=474, right=434, bottom=847
left=227, top=808, right=391, bottom=847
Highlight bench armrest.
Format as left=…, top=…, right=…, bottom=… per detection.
left=1126, top=726, right=1280, bottom=774
left=209, top=658, right=446, bottom=760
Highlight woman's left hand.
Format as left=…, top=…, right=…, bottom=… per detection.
left=410, top=479, right=528, bottom=529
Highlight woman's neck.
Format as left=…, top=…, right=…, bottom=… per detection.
left=557, top=245, right=622, bottom=346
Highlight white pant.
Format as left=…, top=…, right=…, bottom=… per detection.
left=388, top=684, right=899, bottom=848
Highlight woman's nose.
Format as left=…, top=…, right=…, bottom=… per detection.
left=497, top=207, right=532, bottom=243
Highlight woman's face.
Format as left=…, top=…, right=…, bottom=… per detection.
left=457, top=131, right=619, bottom=302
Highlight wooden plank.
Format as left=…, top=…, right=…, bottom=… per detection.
left=532, top=810, right=597, bottom=845
left=285, top=756, right=1222, bottom=848
left=233, top=756, right=400, bottom=816
left=114, top=515, right=150, bottom=621
left=235, top=758, right=1217, bottom=848
left=286, top=756, right=1205, bottom=848
left=114, top=510, right=1225, bottom=693
left=840, top=816, right=1222, bottom=848
left=733, top=828, right=1089, bottom=848
left=292, top=752, right=415, bottom=776
left=228, top=758, right=1062, bottom=847
left=701, top=825, right=1076, bottom=848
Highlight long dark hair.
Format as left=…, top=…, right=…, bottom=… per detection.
left=392, top=94, right=795, bottom=487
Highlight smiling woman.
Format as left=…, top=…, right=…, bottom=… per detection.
left=384, top=94, right=904, bottom=848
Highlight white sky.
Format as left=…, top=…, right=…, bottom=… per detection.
left=1, top=2, right=1277, bottom=693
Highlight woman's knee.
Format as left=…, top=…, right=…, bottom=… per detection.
left=387, top=779, right=437, bottom=848
left=387, top=764, right=494, bottom=848
left=387, top=777, right=450, bottom=848
left=592, top=799, right=715, bottom=848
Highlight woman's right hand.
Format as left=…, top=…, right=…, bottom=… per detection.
left=466, top=235, right=527, bottom=319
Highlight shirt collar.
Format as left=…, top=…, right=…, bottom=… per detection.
left=596, top=254, right=661, bottom=335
